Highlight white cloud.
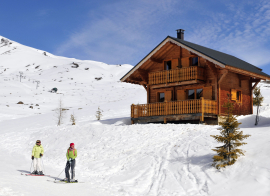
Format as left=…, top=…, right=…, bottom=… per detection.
left=55, top=0, right=181, bottom=64
left=55, top=0, right=270, bottom=69
left=187, top=0, right=270, bottom=68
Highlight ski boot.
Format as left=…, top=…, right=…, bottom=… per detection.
left=31, top=170, right=38, bottom=175
left=38, top=171, right=44, bottom=175
left=61, top=178, right=68, bottom=182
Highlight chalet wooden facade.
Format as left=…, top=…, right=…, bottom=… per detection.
left=120, top=29, right=270, bottom=124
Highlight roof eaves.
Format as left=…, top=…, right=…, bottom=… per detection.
left=120, top=36, right=171, bottom=82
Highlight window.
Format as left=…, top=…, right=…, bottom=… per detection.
left=188, top=88, right=203, bottom=99
left=196, top=89, right=203, bottom=99
left=231, top=89, right=242, bottom=102
left=165, top=61, right=171, bottom=70
left=191, top=57, right=198, bottom=66
left=188, top=89, right=195, bottom=99
left=159, top=92, right=165, bottom=102
left=237, top=91, right=241, bottom=101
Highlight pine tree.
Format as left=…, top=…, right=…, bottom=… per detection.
left=96, top=106, right=103, bottom=120
left=211, top=94, right=251, bottom=169
left=253, top=86, right=263, bottom=125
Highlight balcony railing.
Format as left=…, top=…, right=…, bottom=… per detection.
left=131, top=98, right=217, bottom=120
left=148, top=66, right=204, bottom=85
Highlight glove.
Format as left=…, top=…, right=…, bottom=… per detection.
left=69, top=158, right=73, bottom=162
left=31, top=156, right=34, bottom=160
left=40, top=153, right=43, bottom=157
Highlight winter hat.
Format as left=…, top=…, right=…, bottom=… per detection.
left=70, top=143, right=74, bottom=147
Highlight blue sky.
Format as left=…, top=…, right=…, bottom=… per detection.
left=1, top=0, right=270, bottom=74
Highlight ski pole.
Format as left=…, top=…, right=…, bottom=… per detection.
left=41, top=157, right=45, bottom=174
left=30, top=160, right=33, bottom=173
left=55, top=165, right=67, bottom=180
left=56, top=168, right=64, bottom=179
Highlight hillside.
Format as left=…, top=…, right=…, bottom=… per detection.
left=0, top=36, right=270, bottom=196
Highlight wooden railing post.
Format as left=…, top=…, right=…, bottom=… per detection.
left=165, top=101, right=168, bottom=115
left=131, top=104, right=134, bottom=118
left=201, top=97, right=204, bottom=122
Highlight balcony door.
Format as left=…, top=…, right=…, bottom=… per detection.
left=158, top=91, right=172, bottom=102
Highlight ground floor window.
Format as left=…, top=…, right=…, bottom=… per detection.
left=231, top=89, right=242, bottom=102
left=188, top=88, right=203, bottom=99
left=159, top=92, right=165, bottom=102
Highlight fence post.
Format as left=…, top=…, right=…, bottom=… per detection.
left=201, top=97, right=204, bottom=122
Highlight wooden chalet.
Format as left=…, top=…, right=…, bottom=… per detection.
left=120, top=29, right=270, bottom=124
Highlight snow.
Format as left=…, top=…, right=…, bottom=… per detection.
left=1, top=36, right=270, bottom=196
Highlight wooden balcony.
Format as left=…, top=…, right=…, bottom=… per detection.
left=131, top=98, right=217, bottom=122
left=148, top=66, right=204, bottom=85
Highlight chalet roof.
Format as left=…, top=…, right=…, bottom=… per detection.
left=120, top=36, right=270, bottom=81
left=168, top=36, right=270, bottom=79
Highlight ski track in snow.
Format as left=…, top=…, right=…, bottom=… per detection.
left=0, top=123, right=218, bottom=196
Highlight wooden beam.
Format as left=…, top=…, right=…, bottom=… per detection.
left=153, top=43, right=174, bottom=60
left=218, top=70, right=228, bottom=84
left=126, top=78, right=141, bottom=85
left=251, top=79, right=261, bottom=83
left=149, top=57, right=163, bottom=64
left=137, top=69, right=148, bottom=83
left=147, top=85, right=150, bottom=103
left=251, top=79, right=260, bottom=91
left=226, top=65, right=269, bottom=80
left=150, top=80, right=205, bottom=89
left=139, top=81, right=147, bottom=85
left=158, top=44, right=177, bottom=60
left=206, top=61, right=217, bottom=75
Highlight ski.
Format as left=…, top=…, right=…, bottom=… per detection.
left=47, top=179, right=83, bottom=183
left=22, top=173, right=50, bottom=176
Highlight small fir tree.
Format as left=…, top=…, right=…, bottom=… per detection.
left=70, top=113, right=76, bottom=125
left=211, top=94, right=251, bottom=169
left=96, top=106, right=103, bottom=120
left=253, top=86, right=263, bottom=125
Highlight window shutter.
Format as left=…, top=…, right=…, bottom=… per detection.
left=177, top=90, right=186, bottom=100
left=165, top=91, right=172, bottom=102
left=171, top=59, right=179, bottom=69
left=181, top=57, right=190, bottom=67
left=203, top=86, right=212, bottom=100
left=231, top=89, right=237, bottom=100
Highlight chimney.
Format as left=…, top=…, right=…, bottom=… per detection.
left=176, top=29, right=185, bottom=40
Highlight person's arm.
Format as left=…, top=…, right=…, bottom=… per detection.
left=41, top=146, right=44, bottom=155
left=32, top=146, right=35, bottom=156
left=74, top=149, right=77, bottom=159
left=66, top=150, right=69, bottom=160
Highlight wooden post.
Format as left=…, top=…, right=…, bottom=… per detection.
left=164, top=118, right=167, bottom=124
left=201, top=97, right=204, bottom=122
left=147, top=85, right=150, bottom=104
left=166, top=101, right=168, bottom=115
left=131, top=120, right=134, bottom=124
left=131, top=104, right=134, bottom=118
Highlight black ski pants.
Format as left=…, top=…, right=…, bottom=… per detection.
left=65, top=159, right=76, bottom=180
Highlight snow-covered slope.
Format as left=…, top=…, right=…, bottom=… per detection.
left=1, top=36, right=270, bottom=196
